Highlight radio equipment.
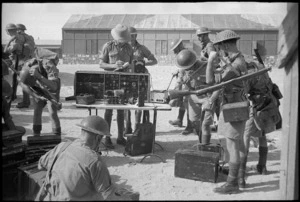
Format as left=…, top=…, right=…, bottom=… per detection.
left=74, top=71, right=150, bottom=104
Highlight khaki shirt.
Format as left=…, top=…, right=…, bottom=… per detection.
left=99, top=40, right=133, bottom=72
left=38, top=139, right=115, bottom=200
left=6, top=34, right=26, bottom=60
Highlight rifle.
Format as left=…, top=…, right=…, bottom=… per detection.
left=168, top=66, right=272, bottom=100
left=254, top=49, right=264, bottom=65
left=7, top=64, right=62, bottom=110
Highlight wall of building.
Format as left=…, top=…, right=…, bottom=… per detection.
left=62, top=29, right=278, bottom=64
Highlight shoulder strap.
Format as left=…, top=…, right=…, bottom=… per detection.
left=47, top=141, right=72, bottom=179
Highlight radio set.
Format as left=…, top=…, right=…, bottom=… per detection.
left=74, top=71, right=150, bottom=104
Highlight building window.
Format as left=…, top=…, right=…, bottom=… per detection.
left=155, top=40, right=168, bottom=55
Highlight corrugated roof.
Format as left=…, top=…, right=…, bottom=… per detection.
left=62, top=14, right=284, bottom=31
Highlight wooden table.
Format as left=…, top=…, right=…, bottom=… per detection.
left=75, top=102, right=171, bottom=163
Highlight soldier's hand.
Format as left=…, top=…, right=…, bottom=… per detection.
left=202, top=98, right=213, bottom=111
left=116, top=60, right=124, bottom=68
left=172, top=70, right=179, bottom=77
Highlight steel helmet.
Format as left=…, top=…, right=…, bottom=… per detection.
left=213, top=30, right=240, bottom=45
left=16, top=24, right=27, bottom=30
left=76, top=116, right=111, bottom=136
left=175, top=49, right=197, bottom=69
left=128, top=26, right=137, bottom=35
left=6, top=23, right=17, bottom=30
left=170, top=38, right=183, bottom=51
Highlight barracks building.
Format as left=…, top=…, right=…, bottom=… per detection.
left=62, top=14, right=283, bottom=64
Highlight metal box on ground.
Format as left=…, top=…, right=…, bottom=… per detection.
left=27, top=135, right=61, bottom=146
left=175, top=149, right=224, bottom=183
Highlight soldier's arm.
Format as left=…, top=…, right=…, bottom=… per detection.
left=206, top=51, right=218, bottom=85
left=142, top=46, right=158, bottom=66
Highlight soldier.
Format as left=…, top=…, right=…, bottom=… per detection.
left=36, top=116, right=137, bottom=200
left=205, top=30, right=248, bottom=194
left=15, top=23, right=36, bottom=108
left=3, top=23, right=26, bottom=103
left=19, top=56, right=61, bottom=137
left=168, top=38, right=193, bottom=135
left=240, top=58, right=281, bottom=188
left=195, top=27, right=220, bottom=142
left=174, top=49, right=209, bottom=141
left=124, top=26, right=158, bottom=134
left=99, top=24, right=134, bottom=149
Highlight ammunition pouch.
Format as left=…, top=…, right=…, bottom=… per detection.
left=222, top=101, right=250, bottom=122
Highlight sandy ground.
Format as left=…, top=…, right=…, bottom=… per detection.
left=7, top=63, right=284, bottom=200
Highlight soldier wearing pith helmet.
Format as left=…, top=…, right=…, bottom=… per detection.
left=99, top=24, right=134, bottom=149
left=205, top=30, right=248, bottom=194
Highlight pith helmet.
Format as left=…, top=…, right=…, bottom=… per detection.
left=175, top=49, right=197, bottom=69
left=76, top=116, right=111, bottom=136
left=16, top=24, right=27, bottom=30
left=213, top=30, right=240, bottom=45
left=196, top=27, right=211, bottom=35
left=170, top=38, right=183, bottom=51
left=128, top=26, right=137, bottom=35
left=6, top=23, right=17, bottom=30
left=111, top=24, right=130, bottom=42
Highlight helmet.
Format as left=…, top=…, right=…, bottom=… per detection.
left=128, top=26, right=137, bottom=35
left=196, top=27, right=211, bottom=35
left=170, top=38, right=183, bottom=51
left=76, top=116, right=111, bottom=136
left=6, top=23, right=17, bottom=30
left=213, top=30, right=240, bottom=45
left=16, top=24, right=27, bottom=30
left=175, top=49, right=197, bottom=69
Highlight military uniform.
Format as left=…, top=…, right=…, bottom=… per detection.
left=176, top=60, right=209, bottom=137
left=100, top=40, right=133, bottom=144
left=24, top=58, right=61, bottom=136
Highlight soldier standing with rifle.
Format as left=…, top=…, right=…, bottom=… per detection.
left=15, top=23, right=36, bottom=108
left=168, top=38, right=194, bottom=135
left=205, top=30, right=248, bottom=194
left=3, top=23, right=26, bottom=107
left=99, top=24, right=134, bottom=149
left=174, top=49, right=208, bottom=142
left=124, top=26, right=158, bottom=134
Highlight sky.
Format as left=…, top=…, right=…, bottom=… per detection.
left=1, top=2, right=288, bottom=41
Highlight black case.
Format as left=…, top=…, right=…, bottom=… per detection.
left=175, top=149, right=221, bottom=183
left=124, top=111, right=154, bottom=156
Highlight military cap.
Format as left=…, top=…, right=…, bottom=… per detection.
left=213, top=30, right=240, bottom=45
left=128, top=27, right=137, bottom=35
left=196, top=27, right=211, bottom=35
left=6, top=23, right=17, bottom=30
left=16, top=24, right=27, bottom=30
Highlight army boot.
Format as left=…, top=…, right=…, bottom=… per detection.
left=181, top=114, right=193, bottom=135
left=214, top=162, right=240, bottom=194
left=169, top=108, right=185, bottom=127
left=103, top=112, right=114, bottom=149
left=257, top=146, right=268, bottom=175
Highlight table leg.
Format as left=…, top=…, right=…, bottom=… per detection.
left=140, top=108, right=166, bottom=163
left=88, top=108, right=91, bottom=116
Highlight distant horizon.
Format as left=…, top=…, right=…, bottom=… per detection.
left=2, top=2, right=287, bottom=41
